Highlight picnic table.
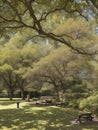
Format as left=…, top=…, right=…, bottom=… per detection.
left=76, top=112, right=94, bottom=123
left=55, top=101, right=65, bottom=107
left=45, top=99, right=52, bottom=105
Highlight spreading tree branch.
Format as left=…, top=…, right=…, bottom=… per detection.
left=0, top=0, right=98, bottom=55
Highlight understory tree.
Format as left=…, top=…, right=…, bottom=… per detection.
left=28, top=46, right=93, bottom=101
left=0, top=34, right=44, bottom=100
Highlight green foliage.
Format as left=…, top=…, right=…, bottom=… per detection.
left=40, top=89, right=52, bottom=96
left=31, top=45, right=93, bottom=101
left=0, top=29, right=57, bottom=100
left=0, top=0, right=98, bottom=55
left=0, top=64, right=13, bottom=72
left=0, top=0, right=98, bottom=103
left=31, top=91, right=41, bottom=98
left=79, top=94, right=98, bottom=114
left=53, top=18, right=98, bottom=54
left=68, top=100, right=79, bottom=109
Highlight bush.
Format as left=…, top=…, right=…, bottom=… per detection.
left=68, top=100, right=79, bottom=109
left=79, top=94, right=98, bottom=114
left=41, top=90, right=52, bottom=96
left=31, top=91, right=41, bottom=98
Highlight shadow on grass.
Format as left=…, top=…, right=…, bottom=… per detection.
left=0, top=106, right=98, bottom=130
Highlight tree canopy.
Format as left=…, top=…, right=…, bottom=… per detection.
left=0, top=0, right=98, bottom=54
left=0, top=1, right=98, bottom=110
left=0, top=33, right=44, bottom=99
left=27, top=46, right=93, bottom=100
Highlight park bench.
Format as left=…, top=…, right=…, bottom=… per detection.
left=76, top=112, right=94, bottom=123
left=45, top=99, right=52, bottom=105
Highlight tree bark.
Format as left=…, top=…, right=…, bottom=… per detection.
left=53, top=83, right=60, bottom=101
left=8, top=90, right=13, bottom=100
left=21, top=89, right=25, bottom=100
left=26, top=93, right=30, bottom=102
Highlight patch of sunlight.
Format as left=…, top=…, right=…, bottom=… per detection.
left=49, top=106, right=59, bottom=108
left=31, top=129, right=37, bottom=130
left=24, top=106, right=47, bottom=114
left=11, top=125, right=18, bottom=129
left=32, top=127, right=45, bottom=130
left=65, top=124, right=73, bottom=127
left=0, top=102, right=28, bottom=109
left=22, top=121, right=34, bottom=125
left=50, top=122, right=64, bottom=127
left=82, top=128, right=94, bottom=130
left=31, top=107, right=47, bottom=111
left=13, top=119, right=20, bottom=123
left=20, top=121, right=46, bottom=130
left=50, top=124, right=60, bottom=127
left=1, top=126, right=13, bottom=130
left=30, top=106, right=61, bottom=111
left=48, top=111, right=53, bottom=114
left=28, top=107, right=53, bottom=115
left=38, top=120, right=48, bottom=125
left=1, top=125, right=18, bottom=130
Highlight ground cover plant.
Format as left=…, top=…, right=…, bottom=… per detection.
left=0, top=99, right=98, bottom=130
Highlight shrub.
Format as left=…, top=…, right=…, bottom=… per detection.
left=68, top=100, right=79, bottom=109
left=79, top=94, right=98, bottom=114
left=41, top=90, right=52, bottom=96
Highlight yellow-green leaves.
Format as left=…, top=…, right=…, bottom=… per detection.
left=0, top=64, right=13, bottom=73
left=53, top=18, right=98, bottom=54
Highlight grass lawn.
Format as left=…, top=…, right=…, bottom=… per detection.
left=0, top=99, right=98, bottom=130
left=0, top=98, right=22, bottom=106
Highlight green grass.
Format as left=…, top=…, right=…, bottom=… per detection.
left=0, top=101, right=98, bottom=130
left=0, top=98, right=23, bottom=106
left=0, top=98, right=22, bottom=101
